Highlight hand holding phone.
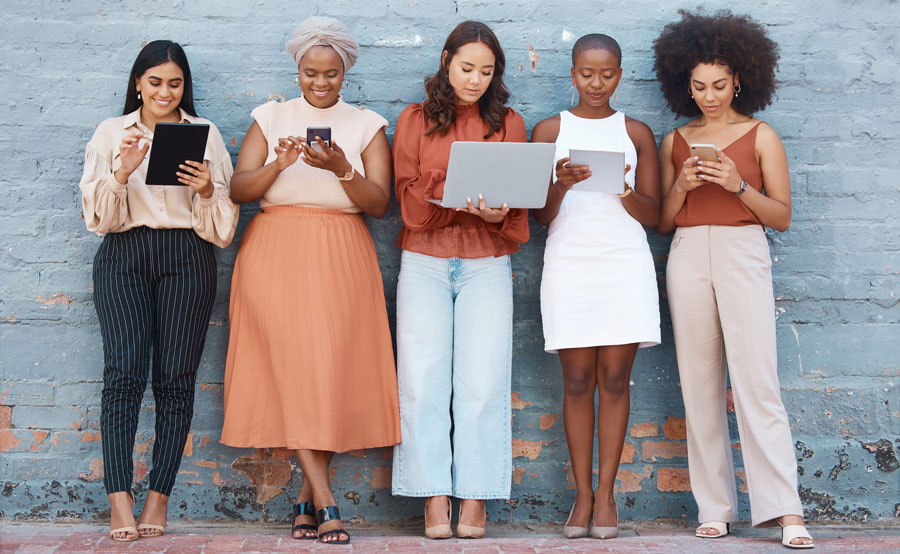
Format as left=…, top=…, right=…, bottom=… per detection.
left=689, top=143, right=719, bottom=162
left=306, top=127, right=332, bottom=153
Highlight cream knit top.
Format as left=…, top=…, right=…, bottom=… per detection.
left=252, top=95, right=388, bottom=212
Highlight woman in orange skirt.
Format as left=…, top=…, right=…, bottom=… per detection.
left=220, top=16, right=400, bottom=545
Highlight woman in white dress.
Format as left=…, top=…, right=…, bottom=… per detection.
left=532, top=34, right=660, bottom=539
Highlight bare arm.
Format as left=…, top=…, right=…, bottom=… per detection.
left=531, top=116, right=592, bottom=226
left=229, top=122, right=294, bottom=204
left=622, top=118, right=661, bottom=228
left=697, top=123, right=791, bottom=231
left=657, top=130, right=705, bottom=234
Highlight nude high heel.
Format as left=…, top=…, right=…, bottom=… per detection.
left=590, top=501, right=618, bottom=539
left=563, top=502, right=589, bottom=539
left=456, top=500, right=486, bottom=539
left=424, top=496, right=452, bottom=540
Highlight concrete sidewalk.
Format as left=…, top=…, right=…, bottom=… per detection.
left=1, top=520, right=899, bottom=553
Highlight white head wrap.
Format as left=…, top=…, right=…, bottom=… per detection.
left=286, top=16, right=359, bottom=72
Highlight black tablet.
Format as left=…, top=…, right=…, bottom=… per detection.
left=145, top=123, right=210, bottom=185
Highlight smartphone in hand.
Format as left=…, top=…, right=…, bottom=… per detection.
left=689, top=143, right=718, bottom=162
left=306, top=127, right=331, bottom=153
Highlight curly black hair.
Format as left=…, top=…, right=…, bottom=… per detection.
left=423, top=20, right=511, bottom=138
left=652, top=9, right=779, bottom=117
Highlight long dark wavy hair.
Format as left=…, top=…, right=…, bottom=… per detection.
left=122, top=40, right=197, bottom=117
left=423, top=21, right=510, bottom=138
left=652, top=10, right=779, bottom=118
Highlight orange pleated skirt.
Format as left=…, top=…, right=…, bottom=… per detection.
left=221, top=206, right=400, bottom=451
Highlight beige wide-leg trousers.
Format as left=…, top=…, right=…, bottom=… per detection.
left=666, top=225, right=803, bottom=527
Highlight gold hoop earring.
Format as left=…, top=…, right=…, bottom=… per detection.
left=734, top=83, right=742, bottom=97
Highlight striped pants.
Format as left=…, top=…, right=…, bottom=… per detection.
left=93, top=227, right=216, bottom=496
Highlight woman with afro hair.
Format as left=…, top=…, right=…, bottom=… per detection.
left=653, top=10, right=813, bottom=549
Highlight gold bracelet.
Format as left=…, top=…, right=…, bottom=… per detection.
left=617, top=184, right=634, bottom=198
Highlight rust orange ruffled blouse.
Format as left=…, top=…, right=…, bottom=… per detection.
left=393, top=102, right=530, bottom=258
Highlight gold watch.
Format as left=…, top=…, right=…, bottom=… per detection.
left=337, top=167, right=355, bottom=181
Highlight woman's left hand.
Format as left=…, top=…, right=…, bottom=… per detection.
left=456, top=194, right=509, bottom=223
left=302, top=138, right=352, bottom=177
left=696, top=150, right=744, bottom=194
left=177, top=160, right=214, bottom=198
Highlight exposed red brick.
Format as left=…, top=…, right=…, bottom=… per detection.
left=511, top=392, right=533, bottom=410
left=80, top=431, right=102, bottom=442
left=270, top=447, right=293, bottom=459
left=35, top=293, right=73, bottom=306
left=726, top=388, right=735, bottom=413
left=564, top=463, right=576, bottom=490
left=620, top=442, right=636, bottom=464
left=211, top=472, right=222, bottom=486
left=657, top=467, right=691, bottom=491
left=134, top=436, right=152, bottom=455
left=0, top=405, right=11, bottom=429
left=134, top=461, right=148, bottom=482
left=199, top=436, right=211, bottom=448
left=0, top=430, right=21, bottom=452
left=732, top=441, right=742, bottom=451
left=183, top=432, right=194, bottom=457
left=367, top=466, right=391, bottom=489
left=511, top=439, right=542, bottom=460
left=232, top=450, right=292, bottom=504
left=347, top=449, right=366, bottom=458
left=512, top=466, right=526, bottom=485
left=376, top=447, right=394, bottom=460
left=32, top=430, right=48, bottom=444
left=615, top=465, right=651, bottom=493
left=662, top=416, right=687, bottom=440
left=630, top=422, right=659, bottom=437
left=735, top=469, right=748, bottom=493
left=641, top=440, right=687, bottom=461
left=78, top=458, right=104, bottom=482
left=194, top=460, right=217, bottom=469
left=539, top=413, right=560, bottom=430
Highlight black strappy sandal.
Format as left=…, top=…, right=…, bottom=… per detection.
left=316, top=505, right=350, bottom=545
left=291, top=501, right=317, bottom=540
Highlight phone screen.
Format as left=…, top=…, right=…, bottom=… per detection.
left=307, top=127, right=331, bottom=151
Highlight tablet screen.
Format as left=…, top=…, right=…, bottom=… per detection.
left=146, top=123, right=210, bottom=186
left=568, top=149, right=625, bottom=194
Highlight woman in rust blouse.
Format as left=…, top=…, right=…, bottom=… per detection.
left=390, top=20, right=528, bottom=540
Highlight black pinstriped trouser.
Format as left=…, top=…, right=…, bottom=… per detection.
left=93, top=226, right=216, bottom=496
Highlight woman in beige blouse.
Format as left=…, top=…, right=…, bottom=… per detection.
left=220, top=17, right=399, bottom=545
left=79, top=40, right=237, bottom=542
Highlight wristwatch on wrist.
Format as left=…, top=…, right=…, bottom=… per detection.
left=337, top=167, right=355, bottom=181
left=735, top=180, right=748, bottom=196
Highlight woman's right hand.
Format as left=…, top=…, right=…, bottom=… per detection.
left=273, top=136, right=304, bottom=170
left=116, top=132, right=149, bottom=182
left=552, top=156, right=591, bottom=193
left=675, top=155, right=709, bottom=193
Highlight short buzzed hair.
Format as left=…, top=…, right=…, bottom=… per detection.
left=572, top=33, right=622, bottom=66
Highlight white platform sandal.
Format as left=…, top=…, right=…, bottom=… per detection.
left=695, top=521, right=729, bottom=538
left=781, top=524, right=814, bottom=549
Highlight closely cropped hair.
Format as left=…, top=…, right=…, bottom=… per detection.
left=652, top=10, right=779, bottom=117
left=123, top=40, right=196, bottom=117
left=423, top=21, right=511, bottom=138
left=572, top=33, right=621, bottom=66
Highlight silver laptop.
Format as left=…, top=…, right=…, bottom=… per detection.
left=427, top=141, right=556, bottom=209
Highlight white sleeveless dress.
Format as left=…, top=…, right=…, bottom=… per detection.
left=540, top=110, right=660, bottom=352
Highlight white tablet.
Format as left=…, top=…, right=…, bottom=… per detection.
left=428, top=141, right=556, bottom=209
left=568, top=149, right=625, bottom=194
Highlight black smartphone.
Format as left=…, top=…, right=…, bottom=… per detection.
left=306, top=126, right=331, bottom=152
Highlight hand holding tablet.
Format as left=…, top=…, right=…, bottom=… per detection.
left=145, top=123, right=210, bottom=186
left=568, top=149, right=626, bottom=194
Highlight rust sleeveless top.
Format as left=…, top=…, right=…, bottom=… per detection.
left=671, top=122, right=763, bottom=228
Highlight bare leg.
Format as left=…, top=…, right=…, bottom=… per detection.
left=292, top=474, right=316, bottom=539
left=593, top=343, right=638, bottom=527
left=458, top=498, right=486, bottom=530
left=108, top=491, right=137, bottom=541
left=295, top=449, right=348, bottom=543
left=137, top=490, right=168, bottom=537
left=558, top=347, right=600, bottom=528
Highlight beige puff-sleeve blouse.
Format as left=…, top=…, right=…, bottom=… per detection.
left=79, top=107, right=238, bottom=247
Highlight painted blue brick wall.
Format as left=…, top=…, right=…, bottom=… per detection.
left=1, top=0, right=897, bottom=525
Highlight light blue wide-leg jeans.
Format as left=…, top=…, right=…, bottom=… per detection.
left=392, top=250, right=513, bottom=499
